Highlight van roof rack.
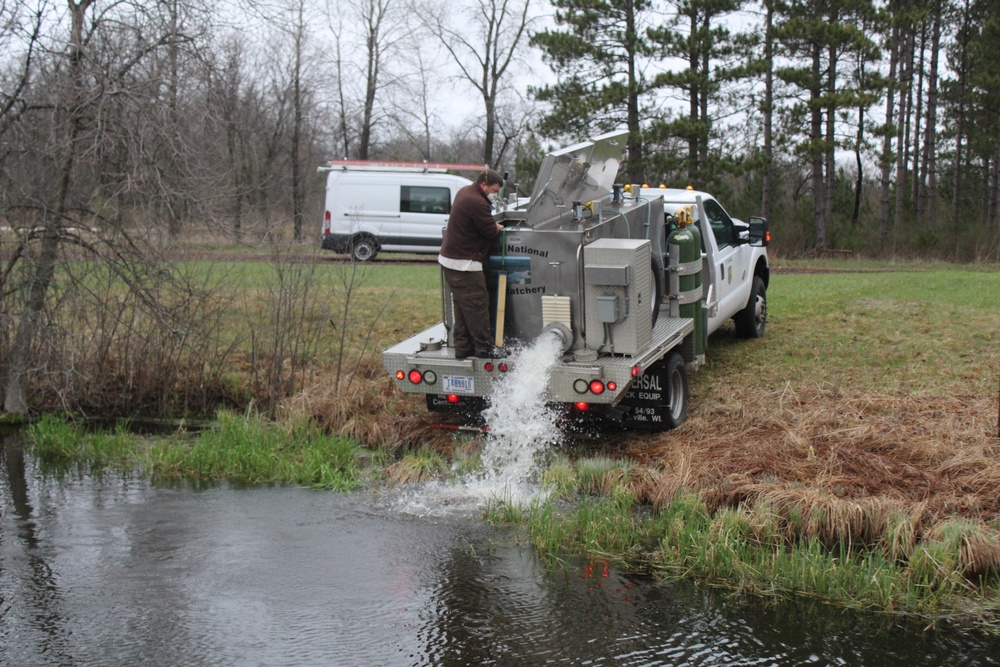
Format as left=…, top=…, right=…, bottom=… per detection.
left=320, top=159, right=489, bottom=174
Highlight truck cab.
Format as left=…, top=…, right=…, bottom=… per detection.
left=638, top=187, right=770, bottom=340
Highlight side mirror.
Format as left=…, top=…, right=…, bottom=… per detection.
left=748, top=216, right=769, bottom=247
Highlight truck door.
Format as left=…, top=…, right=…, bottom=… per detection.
left=700, top=198, right=752, bottom=331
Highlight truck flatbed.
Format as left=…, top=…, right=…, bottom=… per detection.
left=383, top=315, right=693, bottom=405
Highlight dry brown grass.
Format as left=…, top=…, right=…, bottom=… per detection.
left=280, top=360, right=459, bottom=455
left=625, top=384, right=1000, bottom=558
left=282, top=362, right=1000, bottom=565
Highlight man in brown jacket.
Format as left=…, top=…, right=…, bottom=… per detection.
left=438, top=169, right=505, bottom=359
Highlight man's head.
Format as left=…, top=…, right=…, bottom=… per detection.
left=476, top=168, right=504, bottom=196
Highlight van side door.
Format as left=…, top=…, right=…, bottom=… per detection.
left=397, top=183, right=454, bottom=252
left=330, top=175, right=402, bottom=244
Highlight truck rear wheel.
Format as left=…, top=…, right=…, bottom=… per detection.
left=350, top=234, right=379, bottom=262
left=734, top=275, right=766, bottom=338
left=618, top=349, right=688, bottom=431
left=663, top=351, right=688, bottom=429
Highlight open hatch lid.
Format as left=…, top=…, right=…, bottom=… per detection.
left=525, top=130, right=628, bottom=227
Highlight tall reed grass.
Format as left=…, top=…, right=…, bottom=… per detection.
left=489, top=455, right=1000, bottom=626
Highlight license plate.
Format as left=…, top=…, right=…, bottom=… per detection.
left=442, top=375, right=475, bottom=394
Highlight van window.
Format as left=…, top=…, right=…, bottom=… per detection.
left=401, top=186, right=452, bottom=214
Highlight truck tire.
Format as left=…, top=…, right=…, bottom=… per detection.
left=664, top=351, right=688, bottom=429
left=350, top=235, right=379, bottom=262
left=734, top=275, right=766, bottom=339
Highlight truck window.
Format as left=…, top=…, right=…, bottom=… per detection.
left=401, top=186, right=452, bottom=214
left=703, top=199, right=736, bottom=249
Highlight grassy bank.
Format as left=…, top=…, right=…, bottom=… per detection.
left=489, top=456, right=1000, bottom=628
left=26, top=411, right=365, bottom=491
left=18, top=257, right=1000, bottom=630
left=424, top=259, right=999, bottom=628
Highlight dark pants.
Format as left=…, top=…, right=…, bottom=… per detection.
left=442, top=267, right=493, bottom=358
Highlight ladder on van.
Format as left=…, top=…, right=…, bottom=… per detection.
left=320, top=159, right=489, bottom=174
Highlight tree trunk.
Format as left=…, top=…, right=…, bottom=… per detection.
left=484, top=93, right=496, bottom=166
left=699, top=12, right=710, bottom=177
left=762, top=1, right=774, bottom=223
left=922, top=5, right=940, bottom=223
left=811, top=44, right=826, bottom=250
left=825, top=40, right=837, bottom=238
left=853, top=104, right=864, bottom=225
left=878, top=12, right=899, bottom=245
left=291, top=2, right=305, bottom=242
left=167, top=0, right=183, bottom=238
left=359, top=35, right=377, bottom=160
left=894, top=25, right=914, bottom=229
left=992, top=148, right=1000, bottom=231
left=952, top=0, right=971, bottom=218
left=625, top=0, right=644, bottom=184
left=4, top=0, right=93, bottom=413
left=911, top=18, right=926, bottom=213
left=687, top=12, right=699, bottom=181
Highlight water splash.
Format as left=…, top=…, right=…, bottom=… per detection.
left=393, top=332, right=565, bottom=517
left=479, top=332, right=564, bottom=490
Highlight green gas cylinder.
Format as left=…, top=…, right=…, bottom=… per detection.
left=668, top=207, right=705, bottom=361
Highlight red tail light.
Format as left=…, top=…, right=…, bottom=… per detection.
left=574, top=402, right=589, bottom=411
left=589, top=380, right=605, bottom=395
left=408, top=370, right=422, bottom=384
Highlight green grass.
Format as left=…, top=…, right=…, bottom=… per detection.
left=26, top=411, right=362, bottom=490
left=173, top=258, right=442, bottom=351
left=700, top=265, right=1000, bottom=398
left=27, top=416, right=137, bottom=471
left=500, top=490, right=999, bottom=623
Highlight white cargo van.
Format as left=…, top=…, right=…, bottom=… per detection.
left=319, top=161, right=486, bottom=262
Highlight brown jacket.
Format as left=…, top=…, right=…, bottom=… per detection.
left=440, top=183, right=499, bottom=264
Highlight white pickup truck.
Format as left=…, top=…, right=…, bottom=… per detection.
left=382, top=131, right=769, bottom=431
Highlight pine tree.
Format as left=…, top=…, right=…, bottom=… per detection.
left=647, top=0, right=745, bottom=187
left=529, top=0, right=659, bottom=183
left=774, top=0, right=880, bottom=250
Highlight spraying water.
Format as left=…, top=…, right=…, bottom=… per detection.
left=479, top=332, right=564, bottom=489
left=394, top=332, right=566, bottom=516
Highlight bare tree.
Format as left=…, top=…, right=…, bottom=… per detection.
left=5, top=0, right=97, bottom=413
left=271, top=0, right=318, bottom=241
left=385, top=45, right=441, bottom=160
left=425, top=0, right=534, bottom=166
left=328, top=15, right=355, bottom=159
left=0, top=0, right=48, bottom=146
left=2, top=0, right=188, bottom=412
left=354, top=0, right=410, bottom=159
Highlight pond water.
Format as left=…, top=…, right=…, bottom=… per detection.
left=2, top=437, right=999, bottom=667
